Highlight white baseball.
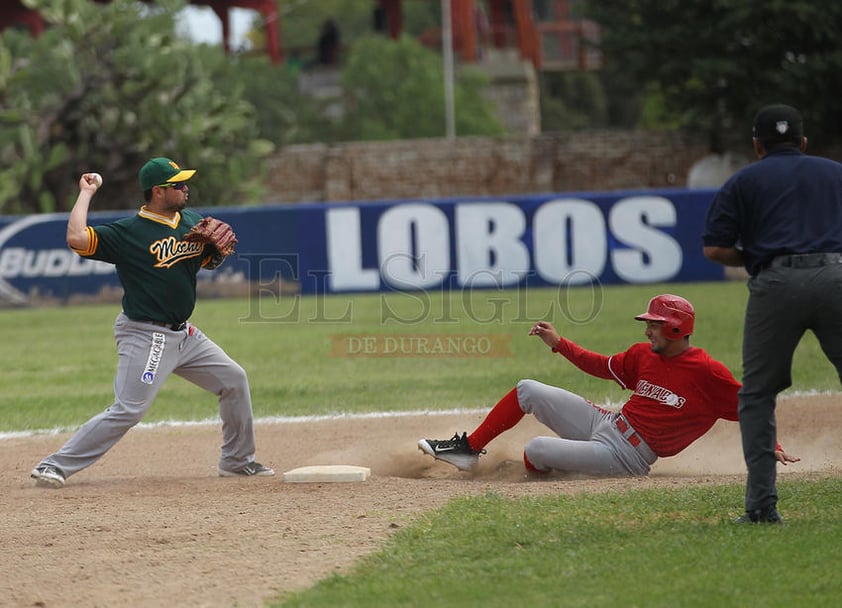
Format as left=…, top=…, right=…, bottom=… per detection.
left=90, top=172, right=103, bottom=188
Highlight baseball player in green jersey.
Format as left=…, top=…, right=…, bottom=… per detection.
left=30, top=157, right=273, bottom=488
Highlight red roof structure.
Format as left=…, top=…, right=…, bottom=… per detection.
left=0, top=1, right=46, bottom=37
left=375, top=0, right=501, bottom=64
left=1, top=0, right=597, bottom=70
left=374, top=0, right=600, bottom=70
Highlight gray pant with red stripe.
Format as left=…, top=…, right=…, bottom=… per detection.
left=518, top=379, right=656, bottom=476
left=37, top=313, right=257, bottom=478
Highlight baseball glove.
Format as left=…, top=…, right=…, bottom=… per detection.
left=184, top=217, right=237, bottom=269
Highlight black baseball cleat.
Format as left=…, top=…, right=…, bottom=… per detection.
left=734, top=506, right=783, bottom=525
left=418, top=432, right=485, bottom=471
left=217, top=461, right=275, bottom=477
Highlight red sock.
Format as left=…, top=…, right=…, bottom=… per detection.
left=523, top=452, right=549, bottom=474
left=467, top=387, right=525, bottom=451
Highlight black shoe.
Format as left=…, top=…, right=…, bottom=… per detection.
left=418, top=432, right=485, bottom=471
left=735, top=506, right=783, bottom=525
left=217, top=461, right=275, bottom=477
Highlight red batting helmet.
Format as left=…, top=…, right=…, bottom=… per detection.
left=634, top=294, right=695, bottom=340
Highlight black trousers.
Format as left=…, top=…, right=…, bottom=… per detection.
left=740, top=256, right=842, bottom=511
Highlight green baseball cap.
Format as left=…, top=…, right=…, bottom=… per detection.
left=138, top=157, right=196, bottom=191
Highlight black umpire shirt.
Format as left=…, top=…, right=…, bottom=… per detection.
left=703, top=147, right=842, bottom=276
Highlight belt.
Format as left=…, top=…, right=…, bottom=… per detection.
left=615, top=413, right=642, bottom=448
left=767, top=252, right=842, bottom=269
left=140, top=319, right=188, bottom=331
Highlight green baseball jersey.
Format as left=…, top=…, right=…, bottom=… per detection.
left=74, top=207, right=209, bottom=324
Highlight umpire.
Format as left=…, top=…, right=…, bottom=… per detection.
left=703, top=104, right=842, bottom=524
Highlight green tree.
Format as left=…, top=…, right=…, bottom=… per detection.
left=584, top=0, right=842, bottom=151
left=540, top=71, right=609, bottom=131
left=339, top=35, right=503, bottom=141
left=239, top=0, right=438, bottom=68
left=214, top=52, right=333, bottom=146
left=0, top=0, right=273, bottom=214
left=280, top=0, right=439, bottom=54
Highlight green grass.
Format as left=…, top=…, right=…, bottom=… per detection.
left=3, top=281, right=841, bottom=608
left=1, top=281, right=838, bottom=432
left=274, top=479, right=842, bottom=608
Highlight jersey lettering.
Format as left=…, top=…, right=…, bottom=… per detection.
left=634, top=379, right=686, bottom=408
left=149, top=236, right=204, bottom=268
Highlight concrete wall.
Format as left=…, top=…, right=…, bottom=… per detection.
left=476, top=55, right=542, bottom=136
left=264, top=130, right=711, bottom=204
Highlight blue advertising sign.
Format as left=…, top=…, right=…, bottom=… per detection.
left=0, top=188, right=723, bottom=304
left=304, top=189, right=721, bottom=294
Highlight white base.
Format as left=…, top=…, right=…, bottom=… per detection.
left=282, top=465, right=371, bottom=483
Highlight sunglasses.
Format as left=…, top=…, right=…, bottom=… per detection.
left=156, top=182, right=188, bottom=190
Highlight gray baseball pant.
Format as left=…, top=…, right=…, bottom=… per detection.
left=517, top=379, right=656, bottom=476
left=39, top=313, right=257, bottom=478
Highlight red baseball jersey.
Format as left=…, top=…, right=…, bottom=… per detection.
left=554, top=339, right=740, bottom=457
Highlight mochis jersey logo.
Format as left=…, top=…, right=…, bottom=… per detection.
left=635, top=379, right=686, bottom=408
left=150, top=236, right=205, bottom=268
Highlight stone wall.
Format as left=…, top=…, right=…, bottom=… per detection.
left=263, top=130, right=712, bottom=204
left=276, top=53, right=842, bottom=205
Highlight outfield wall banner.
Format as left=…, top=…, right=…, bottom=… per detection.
left=0, top=188, right=723, bottom=304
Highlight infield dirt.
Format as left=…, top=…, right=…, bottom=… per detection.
left=1, top=394, right=840, bottom=607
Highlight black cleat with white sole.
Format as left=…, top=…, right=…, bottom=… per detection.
left=418, top=432, right=485, bottom=471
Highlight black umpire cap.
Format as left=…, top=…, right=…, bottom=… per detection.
left=752, top=104, right=803, bottom=146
